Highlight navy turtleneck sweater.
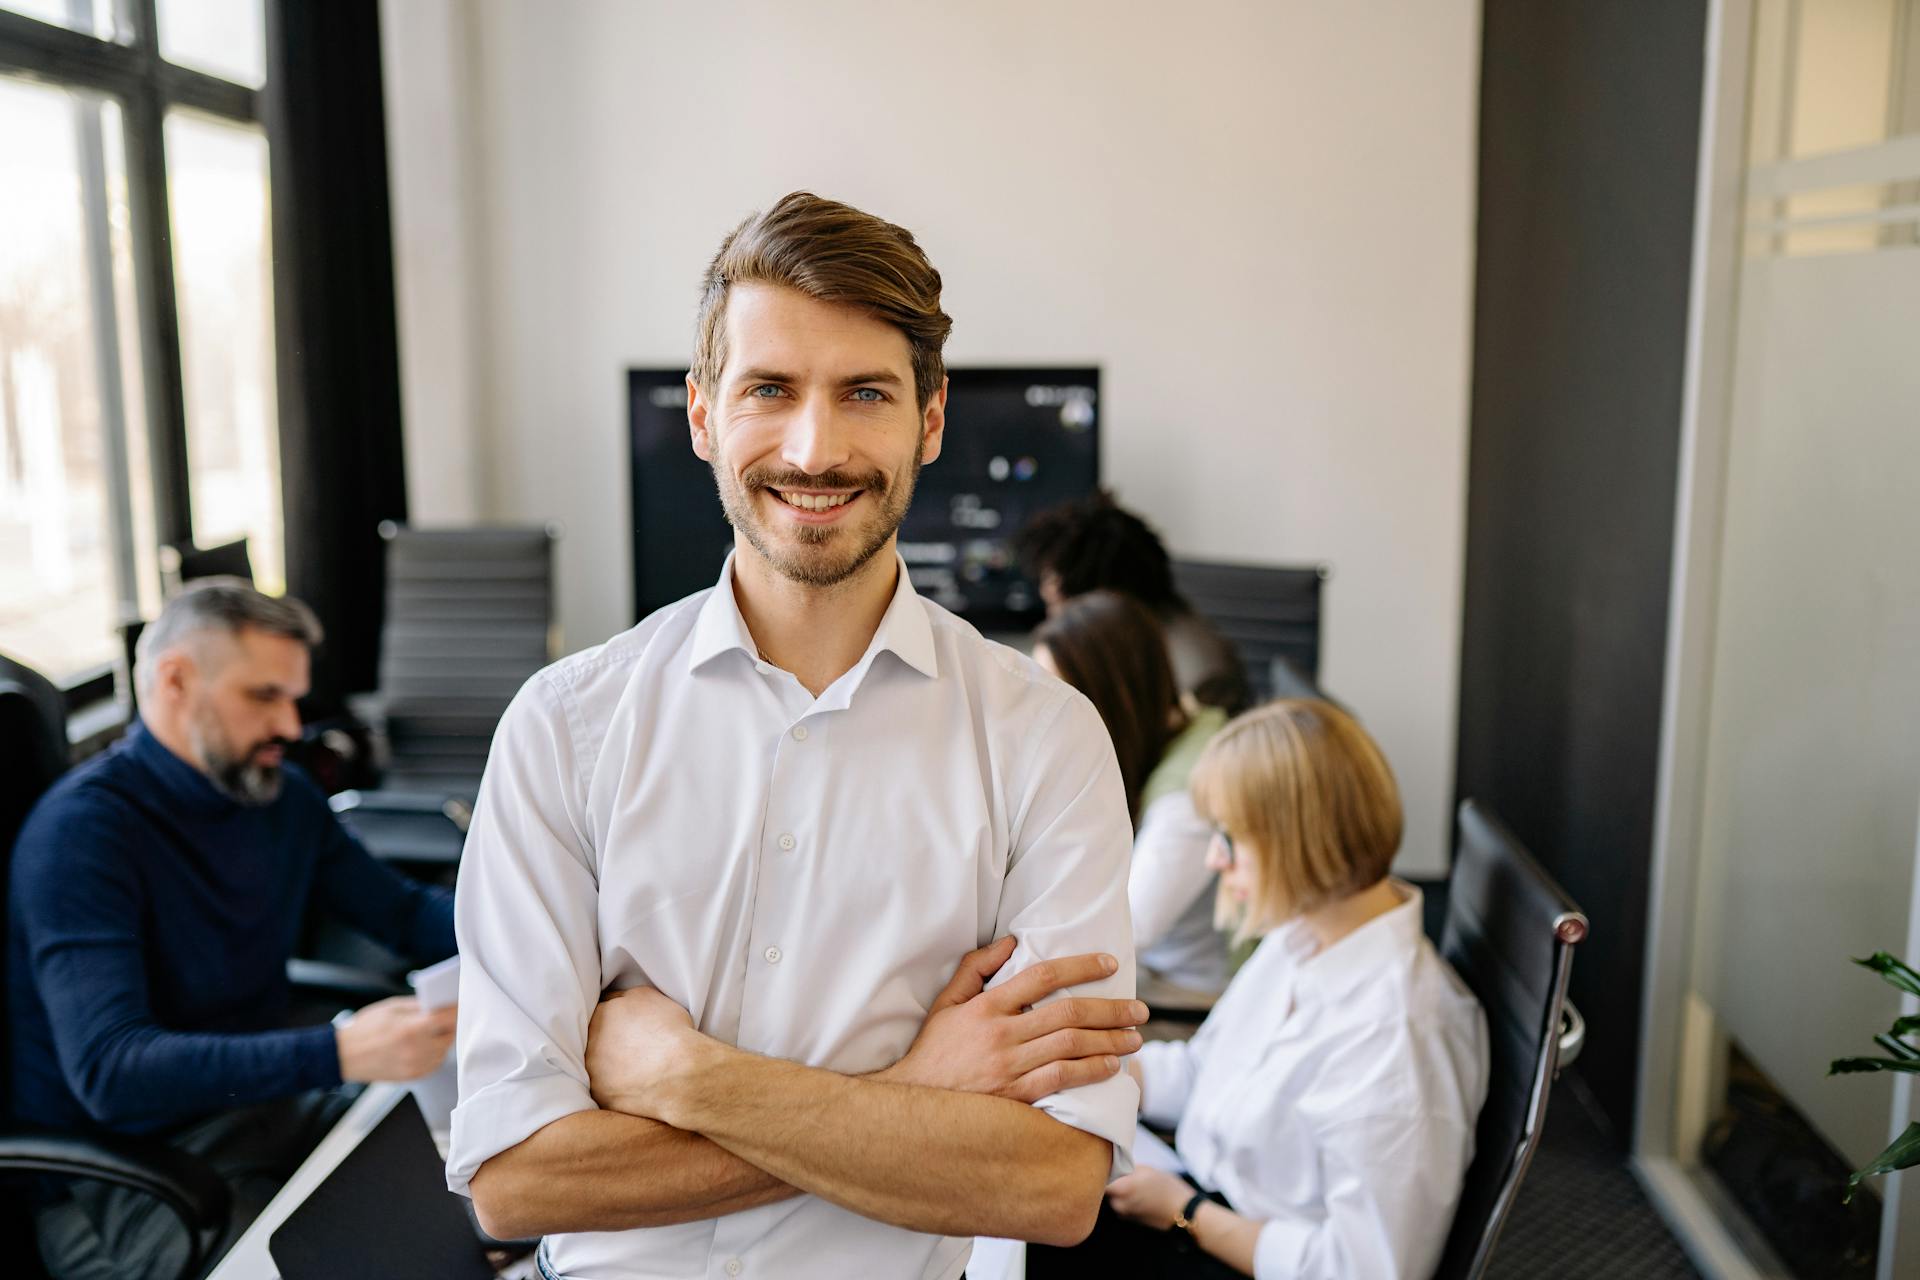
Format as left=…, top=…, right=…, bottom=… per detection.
left=6, top=720, right=455, bottom=1135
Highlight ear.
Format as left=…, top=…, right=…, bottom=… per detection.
left=688, top=374, right=715, bottom=462
left=149, top=646, right=195, bottom=705
left=919, top=376, right=948, bottom=466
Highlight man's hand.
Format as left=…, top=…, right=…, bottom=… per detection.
left=586, top=986, right=706, bottom=1119
left=880, top=937, right=1146, bottom=1103
left=1104, top=1167, right=1193, bottom=1230
left=335, top=996, right=457, bottom=1083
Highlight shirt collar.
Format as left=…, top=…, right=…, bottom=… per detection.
left=1291, top=879, right=1426, bottom=1007
left=686, top=550, right=939, bottom=682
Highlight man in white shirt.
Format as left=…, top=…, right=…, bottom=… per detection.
left=447, top=192, right=1143, bottom=1279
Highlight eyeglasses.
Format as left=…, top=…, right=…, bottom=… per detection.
left=1211, top=826, right=1236, bottom=868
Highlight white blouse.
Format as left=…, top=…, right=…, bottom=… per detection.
left=1130, top=790, right=1229, bottom=993
left=1136, top=882, right=1488, bottom=1280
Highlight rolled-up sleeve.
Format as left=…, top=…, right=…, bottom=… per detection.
left=986, top=689, right=1140, bottom=1178
left=446, top=674, right=604, bottom=1196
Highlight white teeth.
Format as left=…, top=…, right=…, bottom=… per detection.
left=777, top=490, right=855, bottom=512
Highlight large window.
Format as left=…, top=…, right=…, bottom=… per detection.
left=0, top=0, right=281, bottom=688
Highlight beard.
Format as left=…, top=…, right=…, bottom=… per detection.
left=710, top=435, right=923, bottom=589
left=188, top=702, right=287, bottom=806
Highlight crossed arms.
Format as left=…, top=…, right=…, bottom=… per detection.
left=467, top=938, right=1145, bottom=1245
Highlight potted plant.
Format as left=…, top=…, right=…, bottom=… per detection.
left=1829, top=952, right=1920, bottom=1201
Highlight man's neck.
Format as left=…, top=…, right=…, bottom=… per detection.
left=141, top=711, right=202, bottom=775
left=732, top=538, right=901, bottom=697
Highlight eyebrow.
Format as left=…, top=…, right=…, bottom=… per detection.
left=733, top=368, right=905, bottom=390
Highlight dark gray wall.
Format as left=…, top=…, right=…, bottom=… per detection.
left=1456, top=0, right=1708, bottom=1139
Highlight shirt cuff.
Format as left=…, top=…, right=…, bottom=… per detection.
left=1031, top=1069, right=1139, bottom=1181
left=446, top=1072, right=596, bottom=1196
left=1254, top=1214, right=1318, bottom=1280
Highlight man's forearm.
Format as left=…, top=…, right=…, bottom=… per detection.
left=652, top=1041, right=1111, bottom=1246
left=468, top=1109, right=798, bottom=1238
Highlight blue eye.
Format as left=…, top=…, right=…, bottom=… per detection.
left=749, top=384, right=785, bottom=398
left=851, top=388, right=885, bottom=402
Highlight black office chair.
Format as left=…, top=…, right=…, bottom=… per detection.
left=159, top=537, right=255, bottom=597
left=0, top=653, right=230, bottom=1280
left=334, top=523, right=558, bottom=872
left=1432, top=800, right=1589, bottom=1280
left=1170, top=558, right=1329, bottom=703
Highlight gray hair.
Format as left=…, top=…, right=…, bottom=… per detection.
left=134, top=578, right=324, bottom=694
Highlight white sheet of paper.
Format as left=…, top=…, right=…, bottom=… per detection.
left=408, top=954, right=461, bottom=1010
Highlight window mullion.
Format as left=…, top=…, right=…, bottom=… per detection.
left=121, top=77, right=192, bottom=548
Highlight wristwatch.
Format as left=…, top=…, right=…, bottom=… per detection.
left=1173, top=1191, right=1207, bottom=1237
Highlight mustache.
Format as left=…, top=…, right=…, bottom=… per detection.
left=742, top=467, right=880, bottom=494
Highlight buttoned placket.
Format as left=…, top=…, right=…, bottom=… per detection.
left=711, top=663, right=829, bottom=1274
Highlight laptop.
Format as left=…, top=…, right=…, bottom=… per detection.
left=268, top=1091, right=494, bottom=1280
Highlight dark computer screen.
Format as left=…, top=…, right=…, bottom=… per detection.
left=628, top=367, right=1100, bottom=631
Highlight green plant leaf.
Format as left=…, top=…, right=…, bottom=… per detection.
left=1874, top=1034, right=1920, bottom=1061
left=1830, top=1056, right=1920, bottom=1076
left=1891, top=1015, right=1920, bottom=1038
left=1847, top=1123, right=1920, bottom=1203
left=1853, top=953, right=1920, bottom=999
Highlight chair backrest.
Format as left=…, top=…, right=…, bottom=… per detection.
left=375, top=524, right=556, bottom=793
left=1432, top=799, right=1588, bottom=1280
left=1, top=653, right=70, bottom=1115
left=1169, top=559, right=1327, bottom=702
left=159, top=537, right=254, bottom=596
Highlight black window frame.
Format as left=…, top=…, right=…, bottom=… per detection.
left=0, top=1, right=270, bottom=713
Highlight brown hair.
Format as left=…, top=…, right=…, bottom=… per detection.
left=1034, top=590, right=1185, bottom=821
left=1190, top=699, right=1402, bottom=940
left=690, top=192, right=953, bottom=409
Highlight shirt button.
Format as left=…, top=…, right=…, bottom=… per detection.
left=725, top=1261, right=743, bottom=1277
left=777, top=833, right=796, bottom=851
left=764, top=946, right=782, bottom=965
left=791, top=724, right=808, bottom=741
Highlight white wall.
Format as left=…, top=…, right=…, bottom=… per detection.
left=379, top=0, right=484, bottom=525
left=382, top=0, right=1481, bottom=875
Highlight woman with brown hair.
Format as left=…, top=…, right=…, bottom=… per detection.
left=1032, top=590, right=1231, bottom=996
left=1028, top=699, right=1490, bottom=1279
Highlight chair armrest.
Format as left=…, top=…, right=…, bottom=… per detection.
left=0, top=1127, right=229, bottom=1272
left=286, top=957, right=407, bottom=1003
left=1557, top=1000, right=1586, bottom=1069
left=329, top=789, right=472, bottom=835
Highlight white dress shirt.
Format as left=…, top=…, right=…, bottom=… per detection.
left=1130, top=791, right=1228, bottom=993
left=447, top=554, right=1139, bottom=1280
left=1136, top=883, right=1488, bottom=1280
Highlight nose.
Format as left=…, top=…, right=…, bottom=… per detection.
left=781, top=394, right=851, bottom=478
left=271, top=701, right=302, bottom=744
left=1204, top=834, right=1230, bottom=873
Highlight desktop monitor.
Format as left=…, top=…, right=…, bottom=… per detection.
left=628, top=367, right=1100, bottom=632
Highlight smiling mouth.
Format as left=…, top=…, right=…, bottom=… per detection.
left=770, top=489, right=860, bottom=513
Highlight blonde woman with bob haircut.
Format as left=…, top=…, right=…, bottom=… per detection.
left=1028, top=699, right=1490, bottom=1279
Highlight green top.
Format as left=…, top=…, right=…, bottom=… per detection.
left=1139, top=705, right=1229, bottom=814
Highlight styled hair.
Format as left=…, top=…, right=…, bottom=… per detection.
left=1189, top=699, right=1402, bottom=940
left=1012, top=491, right=1183, bottom=611
left=1034, top=590, right=1184, bottom=822
left=134, top=578, right=322, bottom=693
left=690, top=191, right=953, bottom=409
